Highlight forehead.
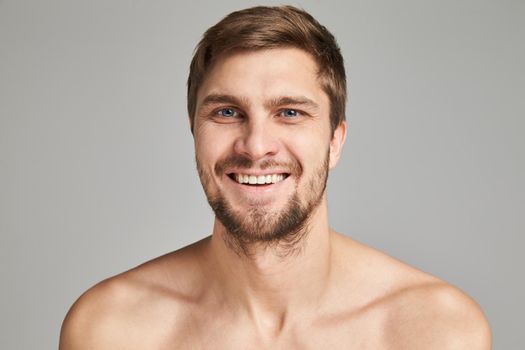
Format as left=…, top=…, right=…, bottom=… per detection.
left=196, top=48, right=328, bottom=109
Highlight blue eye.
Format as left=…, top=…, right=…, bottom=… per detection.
left=217, top=108, right=238, bottom=118
left=281, top=109, right=299, bottom=118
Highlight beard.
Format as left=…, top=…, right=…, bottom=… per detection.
left=196, top=152, right=329, bottom=256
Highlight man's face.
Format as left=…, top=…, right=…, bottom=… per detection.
left=193, top=48, right=345, bottom=246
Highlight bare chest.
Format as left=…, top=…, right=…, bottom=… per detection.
left=139, top=309, right=391, bottom=350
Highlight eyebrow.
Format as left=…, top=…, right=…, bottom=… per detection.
left=199, top=93, right=320, bottom=113
left=264, top=96, right=320, bottom=111
left=199, top=94, right=248, bottom=109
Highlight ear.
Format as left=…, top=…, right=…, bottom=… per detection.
left=189, top=116, right=195, bottom=136
left=329, top=121, right=347, bottom=169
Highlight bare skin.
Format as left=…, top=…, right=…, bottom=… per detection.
left=60, top=225, right=491, bottom=349
left=60, top=48, right=491, bottom=349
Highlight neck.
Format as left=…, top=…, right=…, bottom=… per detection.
left=206, top=199, right=334, bottom=335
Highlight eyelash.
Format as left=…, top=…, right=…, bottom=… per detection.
left=280, top=109, right=300, bottom=118
left=214, top=108, right=302, bottom=119
left=216, top=108, right=239, bottom=118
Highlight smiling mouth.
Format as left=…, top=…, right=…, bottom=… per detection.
left=227, top=173, right=290, bottom=186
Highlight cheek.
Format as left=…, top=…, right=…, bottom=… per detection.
left=195, top=129, right=233, bottom=171
left=195, top=139, right=215, bottom=174
left=287, top=128, right=330, bottom=163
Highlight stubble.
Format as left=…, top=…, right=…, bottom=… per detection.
left=196, top=152, right=329, bottom=257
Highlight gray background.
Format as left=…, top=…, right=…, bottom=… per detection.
left=1, top=0, right=523, bottom=348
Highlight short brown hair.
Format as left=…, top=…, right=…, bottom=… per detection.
left=187, top=5, right=347, bottom=135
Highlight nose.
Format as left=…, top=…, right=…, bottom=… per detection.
left=233, top=119, right=279, bottom=160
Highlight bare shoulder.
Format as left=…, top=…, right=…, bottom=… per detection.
left=59, top=237, right=210, bottom=350
left=384, top=282, right=492, bottom=349
left=332, top=232, right=491, bottom=349
left=59, top=276, right=140, bottom=349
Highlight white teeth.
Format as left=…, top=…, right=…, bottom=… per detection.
left=233, top=173, right=287, bottom=185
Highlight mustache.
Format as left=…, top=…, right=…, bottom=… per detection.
left=215, top=155, right=302, bottom=176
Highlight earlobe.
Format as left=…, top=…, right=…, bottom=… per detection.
left=329, top=121, right=347, bottom=169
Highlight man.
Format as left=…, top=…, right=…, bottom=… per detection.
left=60, top=6, right=491, bottom=349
